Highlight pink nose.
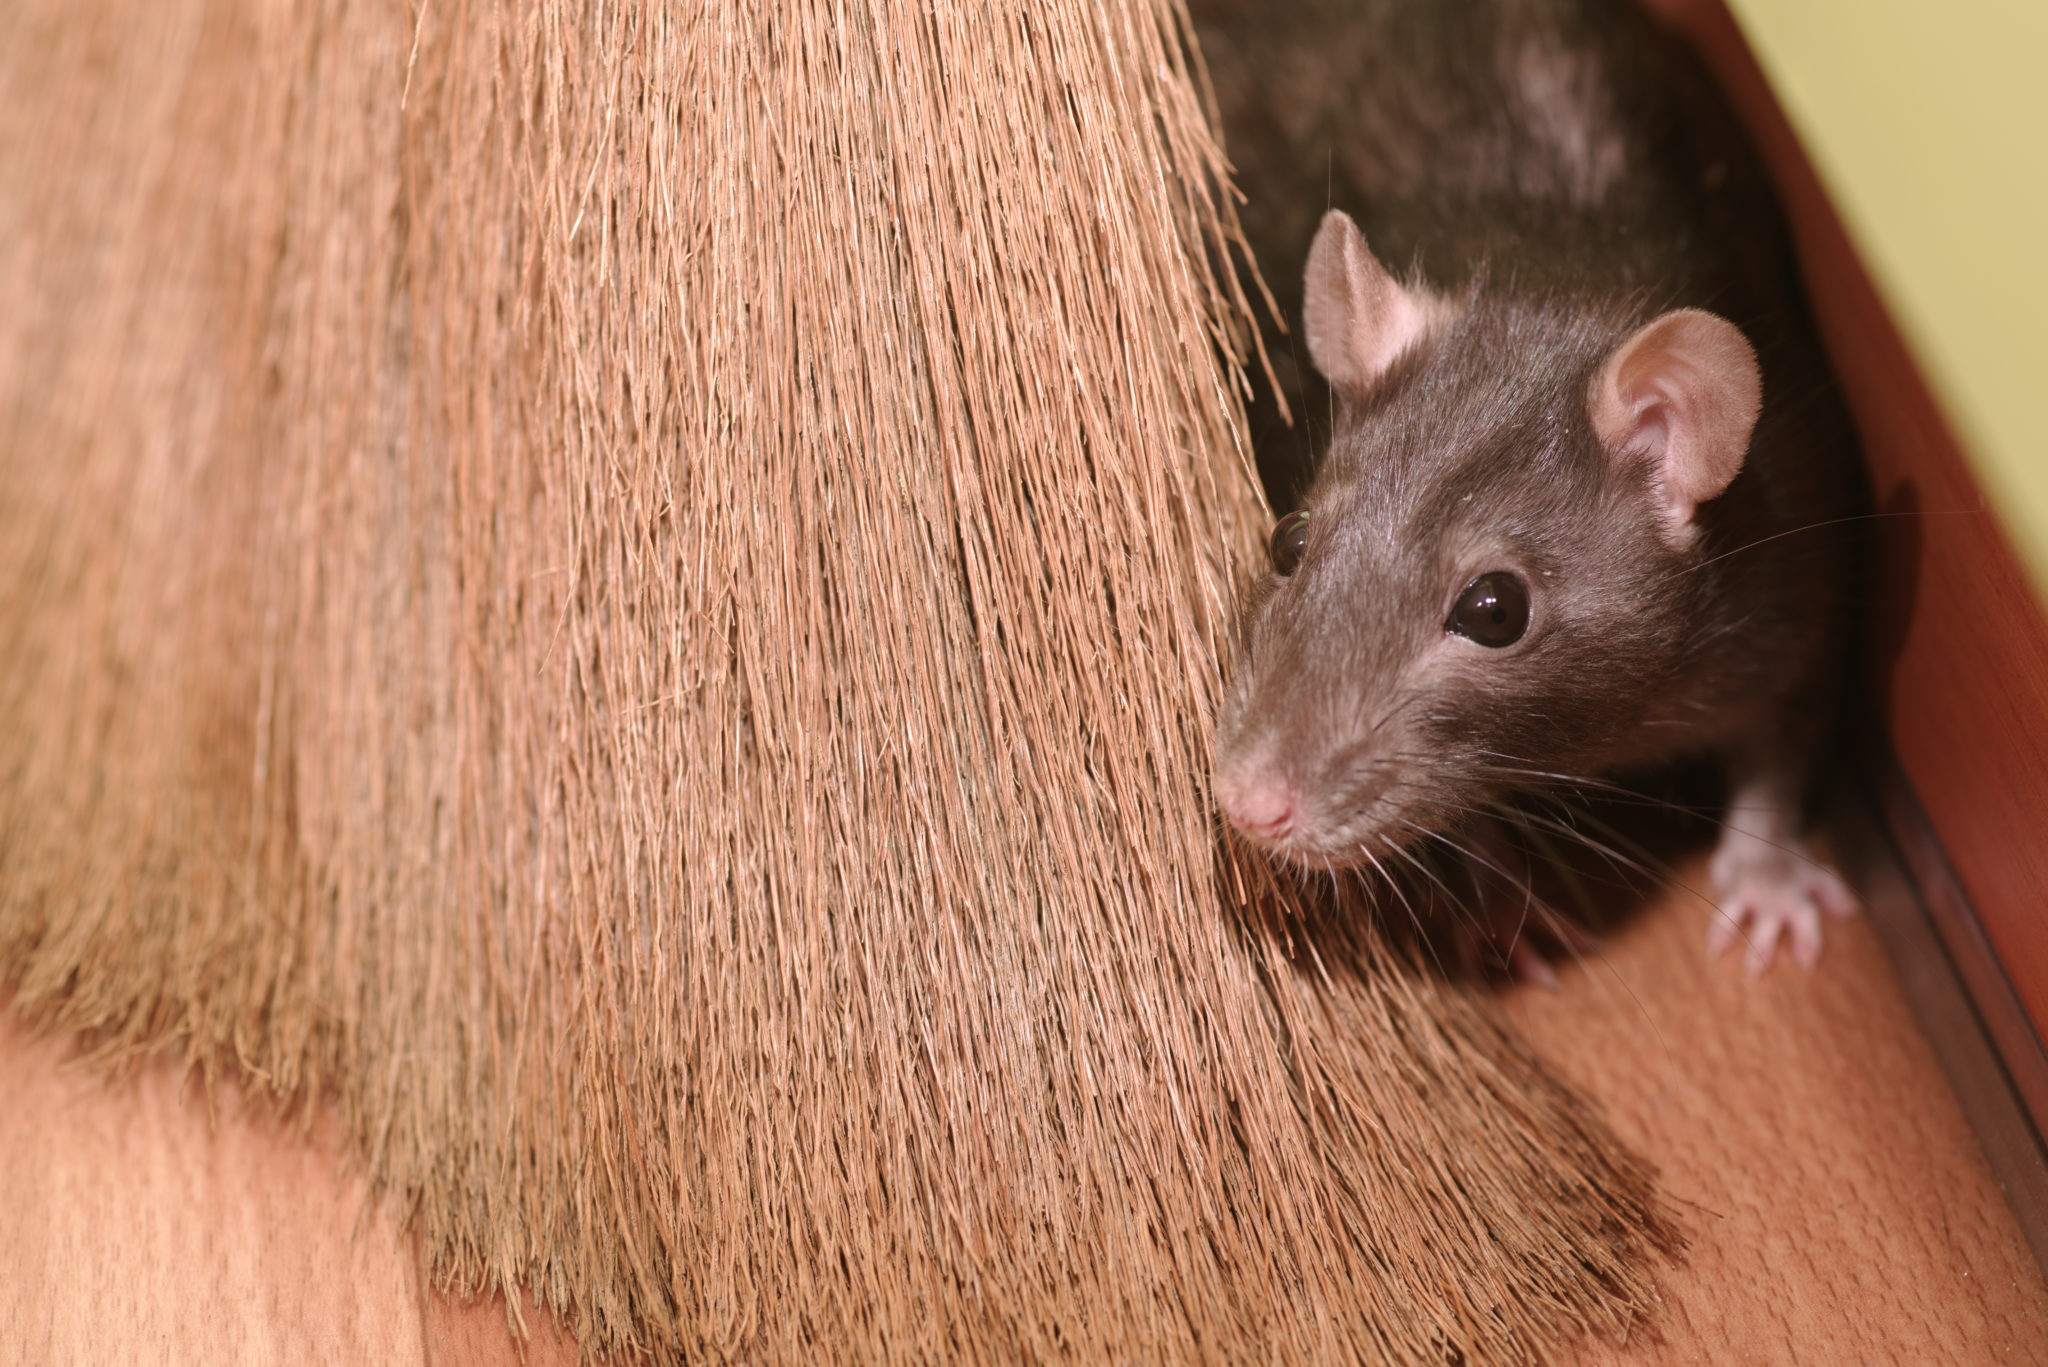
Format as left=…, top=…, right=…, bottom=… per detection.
left=1217, top=771, right=1299, bottom=842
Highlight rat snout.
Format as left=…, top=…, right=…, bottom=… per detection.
left=1214, top=755, right=1302, bottom=843
left=1216, top=732, right=1399, bottom=860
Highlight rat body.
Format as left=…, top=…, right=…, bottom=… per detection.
left=1211, top=0, right=1863, bottom=973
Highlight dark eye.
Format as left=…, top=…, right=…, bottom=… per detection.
left=1269, top=509, right=1311, bottom=576
left=1447, top=571, right=1530, bottom=647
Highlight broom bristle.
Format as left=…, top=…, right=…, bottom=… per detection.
left=0, top=1, right=1676, bottom=1361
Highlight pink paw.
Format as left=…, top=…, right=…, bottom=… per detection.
left=1705, top=831, right=1857, bottom=974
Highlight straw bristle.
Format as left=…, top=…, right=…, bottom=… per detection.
left=0, top=1, right=1675, bottom=1361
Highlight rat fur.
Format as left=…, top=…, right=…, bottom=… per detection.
left=1211, top=0, right=1864, bottom=973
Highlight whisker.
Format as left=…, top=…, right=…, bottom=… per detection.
left=1360, top=840, right=1452, bottom=977
left=1385, top=835, right=1471, bottom=920
left=1683, top=507, right=1980, bottom=574
left=1471, top=751, right=1845, bottom=882
left=1398, top=817, right=1546, bottom=972
left=1368, top=687, right=1429, bottom=737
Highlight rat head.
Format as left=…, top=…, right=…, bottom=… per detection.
left=1214, top=210, right=1761, bottom=868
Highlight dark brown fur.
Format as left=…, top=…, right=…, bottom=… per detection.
left=1212, top=0, right=1862, bottom=871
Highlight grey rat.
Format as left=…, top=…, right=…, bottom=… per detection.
left=1210, top=0, right=1863, bottom=974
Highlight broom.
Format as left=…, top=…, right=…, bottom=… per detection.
left=0, top=0, right=1676, bottom=1361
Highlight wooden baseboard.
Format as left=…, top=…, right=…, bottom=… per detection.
left=1837, top=759, right=2048, bottom=1276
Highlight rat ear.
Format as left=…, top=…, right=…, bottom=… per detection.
left=1589, top=308, right=1761, bottom=542
left=1302, top=210, right=1441, bottom=398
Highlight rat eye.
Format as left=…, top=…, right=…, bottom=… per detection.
left=1269, top=509, right=1311, bottom=576
left=1447, top=572, right=1529, bottom=647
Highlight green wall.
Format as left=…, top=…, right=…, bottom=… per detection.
left=1727, top=0, right=2048, bottom=594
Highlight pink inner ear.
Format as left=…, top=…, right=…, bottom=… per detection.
left=1590, top=308, right=1760, bottom=535
left=1302, top=210, right=1440, bottom=396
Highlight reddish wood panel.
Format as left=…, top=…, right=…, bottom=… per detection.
left=1649, top=0, right=2048, bottom=1044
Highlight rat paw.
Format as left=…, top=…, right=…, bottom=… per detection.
left=1447, top=897, right=1599, bottom=988
left=1705, top=831, right=1857, bottom=974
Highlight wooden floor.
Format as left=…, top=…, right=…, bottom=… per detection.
left=4, top=861, right=2043, bottom=1365
left=0, top=1015, right=578, bottom=1367
left=1508, top=852, right=2048, bottom=1364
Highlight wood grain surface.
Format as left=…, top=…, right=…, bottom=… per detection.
left=0, top=1018, right=424, bottom=1365
left=7, top=855, right=2043, bottom=1365
left=0, top=1015, right=581, bottom=1367
left=1508, top=856, right=2048, bottom=1365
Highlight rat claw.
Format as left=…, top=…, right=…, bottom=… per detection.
left=1705, top=908, right=1741, bottom=960
left=1741, top=910, right=1783, bottom=977
left=1509, top=940, right=1559, bottom=989
left=1788, top=903, right=1825, bottom=969
left=1708, top=827, right=1858, bottom=975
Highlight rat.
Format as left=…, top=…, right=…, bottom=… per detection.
left=1209, top=0, right=1864, bottom=976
